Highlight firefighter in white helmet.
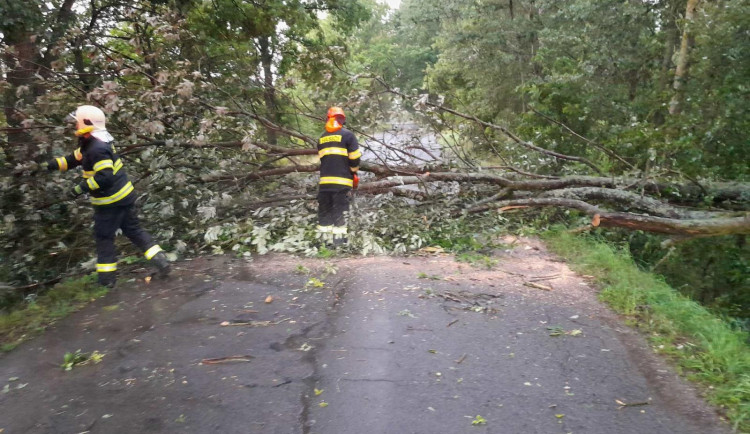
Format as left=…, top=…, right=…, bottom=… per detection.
left=43, top=105, right=170, bottom=287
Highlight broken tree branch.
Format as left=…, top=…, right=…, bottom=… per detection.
left=539, top=187, right=736, bottom=219
left=471, top=198, right=750, bottom=237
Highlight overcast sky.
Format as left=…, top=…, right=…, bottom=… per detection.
left=383, top=0, right=401, bottom=9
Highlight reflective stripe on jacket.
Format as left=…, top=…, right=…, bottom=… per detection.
left=49, top=135, right=135, bottom=207
left=317, top=128, right=360, bottom=191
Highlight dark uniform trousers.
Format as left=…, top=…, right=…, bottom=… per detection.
left=48, top=133, right=165, bottom=285
left=317, top=190, right=350, bottom=227
left=94, top=204, right=157, bottom=271
left=316, top=125, right=359, bottom=245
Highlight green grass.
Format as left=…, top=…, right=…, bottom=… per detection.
left=417, top=272, right=442, bottom=280
left=544, top=230, right=750, bottom=432
left=456, top=252, right=499, bottom=269
left=0, top=274, right=109, bottom=352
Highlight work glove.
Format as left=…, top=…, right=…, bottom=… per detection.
left=352, top=173, right=359, bottom=189
left=69, top=184, right=84, bottom=199
left=39, top=160, right=57, bottom=172
left=25, top=161, right=52, bottom=175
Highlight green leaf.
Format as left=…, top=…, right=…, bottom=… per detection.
left=471, top=415, right=487, bottom=425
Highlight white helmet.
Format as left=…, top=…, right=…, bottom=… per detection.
left=71, top=105, right=106, bottom=130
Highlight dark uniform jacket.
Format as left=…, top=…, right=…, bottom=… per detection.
left=49, top=134, right=135, bottom=207
left=318, top=127, right=361, bottom=191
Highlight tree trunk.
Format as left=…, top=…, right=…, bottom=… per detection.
left=660, top=4, right=679, bottom=91
left=2, top=27, right=39, bottom=162
left=73, top=44, right=94, bottom=91
left=470, top=198, right=750, bottom=238
left=628, top=70, right=639, bottom=101
left=669, top=0, right=699, bottom=115
left=653, top=3, right=679, bottom=125
left=259, top=36, right=279, bottom=145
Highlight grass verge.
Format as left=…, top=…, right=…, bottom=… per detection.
left=0, top=274, right=108, bottom=353
left=544, top=230, right=749, bottom=432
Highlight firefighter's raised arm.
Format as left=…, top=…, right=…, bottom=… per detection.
left=45, top=147, right=83, bottom=173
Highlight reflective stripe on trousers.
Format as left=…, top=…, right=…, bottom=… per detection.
left=96, top=263, right=117, bottom=273
left=144, top=244, right=163, bottom=260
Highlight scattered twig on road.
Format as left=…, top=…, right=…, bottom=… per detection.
left=455, top=354, right=467, bottom=364
left=273, top=379, right=292, bottom=387
left=499, top=269, right=527, bottom=277
left=220, top=318, right=290, bottom=327
left=447, top=319, right=459, bottom=327
left=438, top=292, right=463, bottom=303
left=616, top=399, right=650, bottom=410
left=524, top=282, right=553, bottom=291
left=201, top=355, right=254, bottom=364
left=527, top=274, right=561, bottom=282
left=406, top=326, right=433, bottom=332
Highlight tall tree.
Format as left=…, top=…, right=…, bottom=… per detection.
left=1, top=0, right=76, bottom=161
left=669, top=0, right=700, bottom=115
left=186, top=0, right=369, bottom=144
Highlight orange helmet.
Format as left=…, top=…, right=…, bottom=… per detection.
left=327, top=106, right=346, bottom=119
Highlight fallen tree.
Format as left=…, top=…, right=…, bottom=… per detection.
left=85, top=107, right=748, bottom=239
left=175, top=139, right=749, bottom=238
left=2, top=25, right=748, bottom=295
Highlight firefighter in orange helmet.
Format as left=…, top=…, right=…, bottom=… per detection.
left=316, top=107, right=361, bottom=246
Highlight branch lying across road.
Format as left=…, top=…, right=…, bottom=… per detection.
left=538, top=187, right=737, bottom=219
left=201, top=164, right=319, bottom=183
left=112, top=128, right=749, bottom=238
left=468, top=198, right=750, bottom=237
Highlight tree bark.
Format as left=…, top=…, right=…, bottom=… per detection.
left=669, top=0, right=699, bottom=115
left=470, top=198, right=750, bottom=237
left=259, top=36, right=279, bottom=145
left=539, top=187, right=735, bottom=219
left=3, top=28, right=39, bottom=162
left=659, top=3, right=679, bottom=92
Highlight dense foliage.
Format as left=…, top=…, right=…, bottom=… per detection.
left=1, top=0, right=747, bottom=321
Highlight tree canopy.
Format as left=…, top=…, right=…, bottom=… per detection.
left=1, top=0, right=747, bottom=314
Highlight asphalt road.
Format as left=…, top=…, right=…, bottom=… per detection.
left=0, top=238, right=728, bottom=433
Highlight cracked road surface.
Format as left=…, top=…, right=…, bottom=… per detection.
left=0, top=238, right=728, bottom=433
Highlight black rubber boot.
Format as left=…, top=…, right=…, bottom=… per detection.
left=98, top=272, right=117, bottom=289
left=151, top=251, right=171, bottom=279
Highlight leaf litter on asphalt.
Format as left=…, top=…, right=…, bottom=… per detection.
left=547, top=326, right=583, bottom=337
left=61, top=350, right=105, bottom=371
left=471, top=415, right=487, bottom=426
